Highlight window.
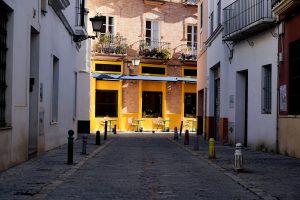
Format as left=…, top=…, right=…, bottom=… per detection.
left=96, top=90, right=118, bottom=117
left=0, top=7, right=7, bottom=127
left=95, top=64, right=122, bottom=73
left=262, top=64, right=272, bottom=114
left=142, top=92, right=162, bottom=118
left=200, top=3, right=203, bottom=29
left=52, top=56, right=59, bottom=122
left=184, top=68, right=197, bottom=77
left=187, top=25, right=197, bottom=49
left=289, top=39, right=300, bottom=115
left=217, top=1, right=221, bottom=26
left=75, top=0, right=85, bottom=26
left=141, top=66, right=165, bottom=75
left=184, top=93, right=196, bottom=118
left=210, top=12, right=214, bottom=35
left=99, top=16, right=114, bottom=35
left=146, top=20, right=160, bottom=46
left=74, top=72, right=77, bottom=119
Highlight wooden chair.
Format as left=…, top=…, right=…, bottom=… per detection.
left=153, top=117, right=163, bottom=131
left=183, top=119, right=190, bottom=131
left=128, top=117, right=138, bottom=131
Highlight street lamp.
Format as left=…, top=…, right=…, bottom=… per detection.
left=73, top=15, right=105, bottom=43
left=131, top=57, right=140, bottom=67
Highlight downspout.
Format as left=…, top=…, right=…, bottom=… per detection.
left=276, top=22, right=280, bottom=154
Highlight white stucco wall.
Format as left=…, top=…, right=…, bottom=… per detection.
left=227, top=30, right=278, bottom=150
left=0, top=0, right=88, bottom=171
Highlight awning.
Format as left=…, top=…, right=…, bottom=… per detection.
left=92, top=73, right=122, bottom=80
left=121, top=75, right=177, bottom=82
left=92, top=73, right=197, bottom=83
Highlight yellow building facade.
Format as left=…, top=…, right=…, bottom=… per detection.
left=88, top=0, right=198, bottom=132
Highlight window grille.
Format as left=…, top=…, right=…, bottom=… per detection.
left=75, top=0, right=85, bottom=26
left=210, top=12, right=214, bottom=35
left=262, top=64, right=272, bottom=114
left=0, top=8, right=7, bottom=127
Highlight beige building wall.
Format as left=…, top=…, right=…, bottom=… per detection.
left=87, top=0, right=197, bottom=57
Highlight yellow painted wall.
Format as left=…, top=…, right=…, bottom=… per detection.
left=90, top=60, right=197, bottom=132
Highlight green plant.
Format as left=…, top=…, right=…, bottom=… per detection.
left=160, top=48, right=171, bottom=60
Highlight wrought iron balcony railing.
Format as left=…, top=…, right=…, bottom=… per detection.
left=223, top=0, right=275, bottom=41
left=271, top=0, right=281, bottom=7
left=179, top=44, right=197, bottom=61
left=139, top=40, right=171, bottom=60
left=95, top=34, right=127, bottom=55
left=183, top=0, right=198, bottom=6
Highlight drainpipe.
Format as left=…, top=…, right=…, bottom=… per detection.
left=276, top=22, right=280, bottom=154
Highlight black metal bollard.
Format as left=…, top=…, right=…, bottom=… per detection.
left=104, top=121, right=108, bottom=140
left=184, top=130, right=189, bottom=145
left=82, top=134, right=87, bottom=155
left=197, top=116, right=203, bottom=136
left=96, top=131, right=101, bottom=145
left=67, top=130, right=74, bottom=164
left=193, top=135, right=199, bottom=150
left=174, top=127, right=178, bottom=140
left=180, top=121, right=183, bottom=136
left=113, top=124, right=117, bottom=134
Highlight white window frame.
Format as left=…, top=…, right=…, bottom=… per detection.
left=100, top=16, right=115, bottom=35
left=145, top=20, right=160, bottom=44
left=187, top=25, right=197, bottom=48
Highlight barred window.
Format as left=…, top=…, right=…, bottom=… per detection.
left=0, top=7, right=7, bottom=127
left=262, top=64, right=272, bottom=114
left=75, top=0, right=85, bottom=26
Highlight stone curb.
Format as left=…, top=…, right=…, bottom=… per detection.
left=168, top=137, right=277, bottom=200
left=33, top=140, right=113, bottom=199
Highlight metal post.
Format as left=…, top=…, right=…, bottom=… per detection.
left=96, top=130, right=101, bottom=145
left=184, top=130, right=189, bottom=145
left=82, top=134, right=87, bottom=155
left=113, top=124, right=117, bottom=134
left=104, top=121, right=107, bottom=140
left=67, top=130, right=74, bottom=164
left=234, top=143, right=243, bottom=171
left=197, top=116, right=203, bottom=136
left=208, top=138, right=216, bottom=159
left=174, top=127, right=178, bottom=140
left=193, top=135, right=199, bottom=150
left=179, top=121, right=183, bottom=136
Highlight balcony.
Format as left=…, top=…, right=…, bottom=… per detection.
left=179, top=44, right=197, bottom=61
left=272, top=0, right=300, bottom=15
left=139, top=40, right=171, bottom=60
left=94, top=34, right=127, bottom=56
left=223, top=0, right=275, bottom=41
left=144, top=0, right=166, bottom=6
left=182, top=0, right=197, bottom=6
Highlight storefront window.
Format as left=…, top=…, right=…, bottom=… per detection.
left=142, top=92, right=162, bottom=118
left=95, top=90, right=118, bottom=117
left=184, top=93, right=196, bottom=117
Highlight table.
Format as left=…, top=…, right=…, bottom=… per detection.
left=106, top=119, right=117, bottom=131
left=162, top=119, right=171, bottom=131
left=134, top=119, right=144, bottom=132
left=187, top=119, right=196, bottom=132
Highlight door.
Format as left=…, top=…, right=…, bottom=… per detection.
left=214, top=78, right=220, bottom=141
left=28, top=28, right=39, bottom=158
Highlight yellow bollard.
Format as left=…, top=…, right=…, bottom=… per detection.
left=208, top=138, right=216, bottom=159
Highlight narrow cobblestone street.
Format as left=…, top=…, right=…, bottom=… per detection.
left=1, top=133, right=300, bottom=200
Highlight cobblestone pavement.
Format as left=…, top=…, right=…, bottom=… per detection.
left=174, top=132, right=300, bottom=200
left=46, top=133, right=256, bottom=200
left=0, top=132, right=300, bottom=200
